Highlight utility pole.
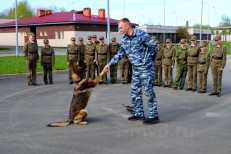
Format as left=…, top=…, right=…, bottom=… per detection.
left=107, top=0, right=110, bottom=44
left=15, top=0, right=19, bottom=56
left=200, top=0, right=203, bottom=44
left=163, top=0, right=166, bottom=43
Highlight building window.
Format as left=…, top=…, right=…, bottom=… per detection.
left=40, top=31, right=43, bottom=36
left=60, top=31, right=64, bottom=39
left=55, top=31, right=59, bottom=39
left=44, top=31, right=48, bottom=36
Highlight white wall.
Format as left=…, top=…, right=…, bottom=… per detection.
left=0, top=31, right=124, bottom=47
left=0, top=32, right=25, bottom=46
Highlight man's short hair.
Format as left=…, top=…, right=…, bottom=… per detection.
left=119, top=18, right=131, bottom=26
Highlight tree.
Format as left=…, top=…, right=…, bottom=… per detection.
left=5, top=0, right=34, bottom=19
left=219, top=15, right=231, bottom=27
left=176, top=27, right=190, bottom=42
left=192, top=24, right=212, bottom=29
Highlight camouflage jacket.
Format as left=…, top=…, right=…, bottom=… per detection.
left=41, top=46, right=55, bottom=65
left=198, top=51, right=210, bottom=72
left=95, top=44, right=109, bottom=61
left=23, top=41, right=39, bottom=61
left=66, top=44, right=79, bottom=62
left=108, top=28, right=157, bottom=67
left=85, top=43, right=96, bottom=61
left=210, top=45, right=227, bottom=69
left=77, top=44, right=85, bottom=62
left=154, top=47, right=163, bottom=65
left=175, top=47, right=188, bottom=65
left=162, top=46, right=175, bottom=66
left=109, top=43, right=120, bottom=60
left=187, top=45, right=200, bottom=65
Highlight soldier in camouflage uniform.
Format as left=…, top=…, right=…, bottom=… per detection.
left=92, top=35, right=100, bottom=76
left=209, top=35, right=227, bottom=97
left=186, top=35, right=200, bottom=92
left=40, top=39, right=55, bottom=84
left=173, top=39, right=188, bottom=90
left=23, top=32, right=39, bottom=86
left=103, top=18, right=159, bottom=125
left=120, top=54, right=130, bottom=84
left=95, top=36, right=109, bottom=84
left=197, top=42, right=210, bottom=93
left=77, top=37, right=86, bottom=78
left=109, top=37, right=120, bottom=84
left=154, top=40, right=163, bottom=87
left=85, top=36, right=96, bottom=80
left=66, top=37, right=79, bottom=84
left=162, top=39, right=175, bottom=88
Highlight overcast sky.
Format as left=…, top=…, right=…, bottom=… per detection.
left=0, top=0, right=229, bottom=27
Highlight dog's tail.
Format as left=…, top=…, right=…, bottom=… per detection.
left=47, top=121, right=71, bottom=127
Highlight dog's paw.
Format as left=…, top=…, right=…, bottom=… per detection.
left=78, top=121, right=88, bottom=125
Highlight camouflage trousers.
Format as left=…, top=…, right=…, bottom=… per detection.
left=163, top=65, right=173, bottom=86
left=120, top=60, right=130, bottom=83
left=110, top=64, right=118, bottom=83
left=26, top=60, right=37, bottom=84
left=98, top=59, right=107, bottom=82
left=198, top=70, right=208, bottom=91
left=211, top=66, right=223, bottom=93
left=42, top=63, right=53, bottom=83
left=86, top=59, right=95, bottom=80
left=187, top=64, right=197, bottom=89
left=173, top=63, right=187, bottom=88
left=154, top=64, right=162, bottom=85
left=131, top=63, right=158, bottom=118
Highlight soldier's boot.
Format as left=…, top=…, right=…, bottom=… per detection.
left=216, top=90, right=221, bottom=97
left=209, top=91, right=217, bottom=96
left=185, top=88, right=192, bottom=91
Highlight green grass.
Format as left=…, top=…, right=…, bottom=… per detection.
left=0, top=55, right=68, bottom=75
left=222, top=42, right=231, bottom=55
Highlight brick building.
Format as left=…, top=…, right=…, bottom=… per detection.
left=0, top=8, right=137, bottom=47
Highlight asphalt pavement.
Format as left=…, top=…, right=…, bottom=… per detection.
left=0, top=55, right=231, bottom=154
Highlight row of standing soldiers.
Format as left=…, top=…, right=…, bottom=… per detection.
left=154, top=35, right=227, bottom=97
left=23, top=32, right=130, bottom=86
left=23, top=32, right=55, bottom=85
left=67, top=35, right=131, bottom=84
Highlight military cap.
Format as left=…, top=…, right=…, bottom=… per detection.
left=213, top=35, right=221, bottom=41
left=43, top=39, right=49, bottom=44
left=190, top=35, right=197, bottom=41
left=78, top=37, right=83, bottom=41
left=155, top=40, right=160, bottom=44
left=99, top=36, right=104, bottom=40
left=200, top=42, right=207, bottom=48
left=111, top=37, right=116, bottom=41
left=180, top=39, right=186, bottom=43
left=71, top=37, right=75, bottom=41
left=28, top=32, right=35, bottom=36
left=87, top=36, right=92, bottom=40
left=92, top=34, right=97, bottom=38
left=166, top=39, right=172, bottom=43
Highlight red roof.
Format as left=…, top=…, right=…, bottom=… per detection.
left=0, top=11, right=120, bottom=27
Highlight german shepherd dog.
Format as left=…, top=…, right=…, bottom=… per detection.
left=48, top=63, right=104, bottom=127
